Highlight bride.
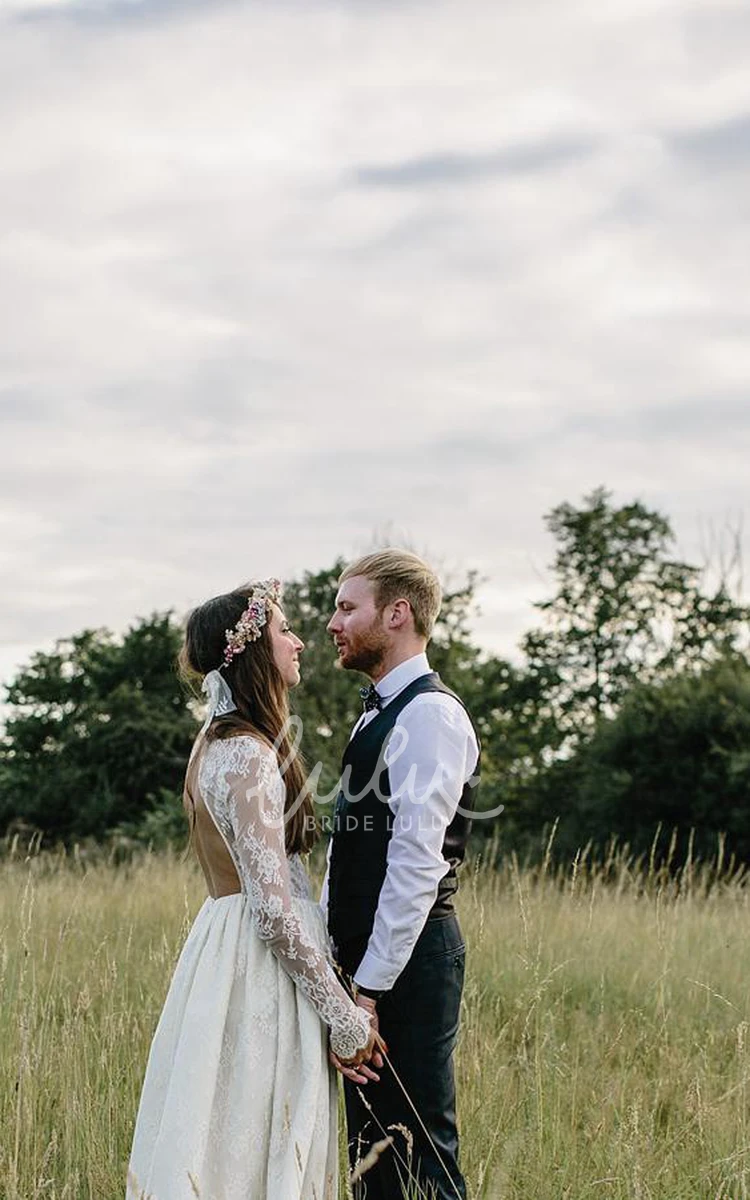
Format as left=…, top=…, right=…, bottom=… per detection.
left=127, top=579, right=376, bottom=1200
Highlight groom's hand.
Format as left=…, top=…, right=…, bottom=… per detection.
left=355, top=996, right=385, bottom=1070
left=329, top=1044, right=380, bottom=1085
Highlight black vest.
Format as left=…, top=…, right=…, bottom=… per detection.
left=327, top=672, right=480, bottom=950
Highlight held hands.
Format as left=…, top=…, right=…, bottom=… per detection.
left=330, top=996, right=387, bottom=1085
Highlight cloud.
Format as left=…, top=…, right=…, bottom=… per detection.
left=0, top=0, right=748, bottom=686
left=8, top=0, right=238, bottom=24
left=352, top=135, right=600, bottom=188
left=668, top=113, right=750, bottom=169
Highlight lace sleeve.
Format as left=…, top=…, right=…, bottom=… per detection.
left=224, top=739, right=371, bottom=1060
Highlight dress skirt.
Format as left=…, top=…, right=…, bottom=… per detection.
left=127, top=893, right=338, bottom=1200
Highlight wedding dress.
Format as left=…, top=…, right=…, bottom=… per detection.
left=127, top=734, right=370, bottom=1200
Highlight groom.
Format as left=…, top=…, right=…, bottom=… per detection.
left=323, top=549, right=480, bottom=1200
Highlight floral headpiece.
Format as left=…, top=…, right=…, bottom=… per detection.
left=222, top=578, right=282, bottom=668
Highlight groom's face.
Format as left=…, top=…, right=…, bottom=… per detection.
left=327, top=575, right=390, bottom=675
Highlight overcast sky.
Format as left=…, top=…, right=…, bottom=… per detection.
left=1, top=0, right=749, bottom=688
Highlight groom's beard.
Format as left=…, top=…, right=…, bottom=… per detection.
left=337, top=621, right=389, bottom=675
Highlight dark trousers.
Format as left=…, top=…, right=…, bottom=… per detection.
left=337, top=914, right=467, bottom=1200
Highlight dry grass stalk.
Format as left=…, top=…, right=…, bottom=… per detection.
left=349, top=1136, right=394, bottom=1183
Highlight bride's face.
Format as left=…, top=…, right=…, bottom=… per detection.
left=268, top=605, right=304, bottom=688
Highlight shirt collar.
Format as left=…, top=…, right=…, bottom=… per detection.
left=375, top=652, right=431, bottom=704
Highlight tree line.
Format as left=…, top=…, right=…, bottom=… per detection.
left=2, top=487, right=749, bottom=866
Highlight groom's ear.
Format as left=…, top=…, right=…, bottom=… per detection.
left=387, top=598, right=412, bottom=630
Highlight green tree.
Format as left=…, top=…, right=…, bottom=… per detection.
left=523, top=487, right=748, bottom=742
left=533, top=654, right=750, bottom=865
left=427, top=573, right=550, bottom=835
left=0, top=614, right=195, bottom=842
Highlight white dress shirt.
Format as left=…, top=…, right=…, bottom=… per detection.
left=320, top=652, right=479, bottom=992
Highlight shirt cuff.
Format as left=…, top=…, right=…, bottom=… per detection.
left=353, top=946, right=399, bottom=993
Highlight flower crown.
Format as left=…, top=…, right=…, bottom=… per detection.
left=222, top=578, right=282, bottom=668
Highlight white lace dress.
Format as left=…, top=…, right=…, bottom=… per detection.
left=127, top=735, right=370, bottom=1200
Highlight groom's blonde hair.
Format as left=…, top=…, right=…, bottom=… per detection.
left=339, top=548, right=442, bottom=639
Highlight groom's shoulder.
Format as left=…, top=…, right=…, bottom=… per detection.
left=399, top=677, right=476, bottom=734
left=420, top=671, right=470, bottom=710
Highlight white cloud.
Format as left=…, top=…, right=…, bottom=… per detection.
left=0, top=0, right=749, bottom=683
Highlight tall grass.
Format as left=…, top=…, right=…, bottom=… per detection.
left=2, top=836, right=750, bottom=1198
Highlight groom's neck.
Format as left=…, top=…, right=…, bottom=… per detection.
left=368, top=640, right=427, bottom=684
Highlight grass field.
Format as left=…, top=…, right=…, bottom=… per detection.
left=2, top=838, right=750, bottom=1199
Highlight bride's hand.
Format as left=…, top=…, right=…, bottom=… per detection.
left=330, top=1027, right=381, bottom=1083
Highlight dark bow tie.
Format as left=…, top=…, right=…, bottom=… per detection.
left=360, top=683, right=383, bottom=713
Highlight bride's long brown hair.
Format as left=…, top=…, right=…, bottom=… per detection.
left=179, top=583, right=315, bottom=855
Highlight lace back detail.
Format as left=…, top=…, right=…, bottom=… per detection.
left=197, top=736, right=370, bottom=1059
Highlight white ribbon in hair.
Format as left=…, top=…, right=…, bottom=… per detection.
left=200, top=668, right=238, bottom=735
